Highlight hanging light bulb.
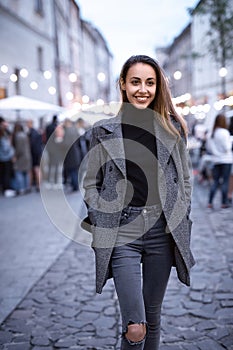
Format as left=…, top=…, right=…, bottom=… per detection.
left=1, top=65, right=8, bottom=73
left=10, top=74, right=18, bottom=82
left=48, top=86, right=56, bottom=95
left=20, top=68, right=29, bottom=78
left=30, top=81, right=38, bottom=90
left=69, top=73, right=77, bottom=82
left=43, top=70, right=52, bottom=79
left=66, top=91, right=74, bottom=100
left=97, top=72, right=106, bottom=82
left=82, top=95, right=90, bottom=104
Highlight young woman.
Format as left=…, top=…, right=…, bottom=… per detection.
left=82, top=55, right=195, bottom=349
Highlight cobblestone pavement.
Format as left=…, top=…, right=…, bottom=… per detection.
left=0, top=178, right=233, bottom=350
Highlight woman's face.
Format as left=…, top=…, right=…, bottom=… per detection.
left=121, top=62, right=157, bottom=109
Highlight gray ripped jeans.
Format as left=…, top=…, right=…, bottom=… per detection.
left=111, top=204, right=175, bottom=350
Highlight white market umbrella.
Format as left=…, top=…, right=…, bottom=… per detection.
left=0, top=95, right=65, bottom=126
left=0, top=95, right=64, bottom=112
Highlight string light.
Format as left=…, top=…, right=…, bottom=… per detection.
left=72, top=102, right=82, bottom=110
left=1, top=62, right=232, bottom=114
left=97, top=72, right=105, bottom=82
left=10, top=74, right=17, bottom=82
left=20, top=68, right=29, bottom=78
left=69, top=73, right=77, bottom=82
left=97, top=98, right=104, bottom=105
left=82, top=95, right=90, bottom=103
left=30, top=81, right=38, bottom=90
left=173, top=70, right=182, bottom=80
left=43, top=70, right=52, bottom=79
left=1, top=64, right=8, bottom=73
left=219, top=67, right=227, bottom=77
left=66, top=91, right=74, bottom=100
left=48, top=86, right=56, bottom=95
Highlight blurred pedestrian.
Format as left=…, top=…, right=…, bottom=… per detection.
left=0, top=116, right=15, bottom=196
left=81, top=55, right=195, bottom=349
left=62, top=118, right=81, bottom=192
left=197, top=130, right=213, bottom=184
left=45, top=115, right=58, bottom=142
left=76, top=117, right=91, bottom=158
left=12, top=122, right=32, bottom=194
left=75, top=117, right=92, bottom=183
left=44, top=115, right=62, bottom=186
left=26, top=119, right=43, bottom=191
left=227, top=116, right=233, bottom=204
left=206, top=113, right=233, bottom=209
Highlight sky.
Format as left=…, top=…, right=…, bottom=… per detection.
left=76, top=0, right=200, bottom=77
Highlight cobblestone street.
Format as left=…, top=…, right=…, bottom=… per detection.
left=0, top=178, right=232, bottom=349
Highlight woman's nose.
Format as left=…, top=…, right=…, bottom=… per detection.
left=138, top=83, right=147, bottom=92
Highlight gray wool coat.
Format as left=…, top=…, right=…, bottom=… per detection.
left=82, top=112, right=195, bottom=294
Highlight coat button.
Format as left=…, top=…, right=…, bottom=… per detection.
left=109, top=166, right=113, bottom=172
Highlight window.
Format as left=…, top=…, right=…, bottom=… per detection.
left=34, top=0, right=44, bottom=16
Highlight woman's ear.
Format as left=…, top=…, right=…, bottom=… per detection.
left=120, top=78, right=126, bottom=90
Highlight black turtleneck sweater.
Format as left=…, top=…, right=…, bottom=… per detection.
left=121, top=105, right=159, bottom=207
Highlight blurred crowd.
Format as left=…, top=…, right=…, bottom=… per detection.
left=0, top=115, right=91, bottom=197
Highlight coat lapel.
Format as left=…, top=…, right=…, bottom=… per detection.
left=153, top=115, right=178, bottom=168
left=97, top=113, right=126, bottom=177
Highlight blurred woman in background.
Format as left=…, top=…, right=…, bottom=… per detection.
left=207, top=113, right=233, bottom=209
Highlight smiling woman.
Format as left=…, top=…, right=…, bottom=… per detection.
left=81, top=55, right=195, bottom=349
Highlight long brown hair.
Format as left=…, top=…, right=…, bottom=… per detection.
left=118, top=55, right=187, bottom=138
left=211, top=113, right=228, bottom=138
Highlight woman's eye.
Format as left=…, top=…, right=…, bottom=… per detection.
left=131, top=80, right=139, bottom=85
left=147, top=81, right=155, bottom=86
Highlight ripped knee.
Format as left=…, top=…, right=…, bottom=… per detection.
left=125, top=322, right=147, bottom=344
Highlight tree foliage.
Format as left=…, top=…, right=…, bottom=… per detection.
left=190, top=0, right=233, bottom=66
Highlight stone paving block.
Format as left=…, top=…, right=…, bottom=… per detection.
left=202, top=294, right=213, bottom=303
left=196, top=338, right=227, bottom=350
left=0, top=331, right=12, bottom=344
left=180, top=329, right=203, bottom=340
left=160, top=345, right=183, bottom=350
left=2, top=343, right=31, bottom=350
left=215, top=293, right=233, bottom=300
left=31, top=336, right=51, bottom=346
left=189, top=309, right=217, bottom=319
left=195, top=320, right=216, bottom=332
left=220, top=299, right=233, bottom=307
left=207, top=327, right=229, bottom=341
left=182, top=344, right=200, bottom=350
left=219, top=333, right=233, bottom=348
left=53, top=336, right=78, bottom=348
left=33, top=347, right=54, bottom=350
left=78, top=336, right=110, bottom=347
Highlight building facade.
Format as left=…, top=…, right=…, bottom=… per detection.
left=0, top=0, right=113, bottom=110
left=156, top=0, right=233, bottom=128
left=81, top=20, right=113, bottom=105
